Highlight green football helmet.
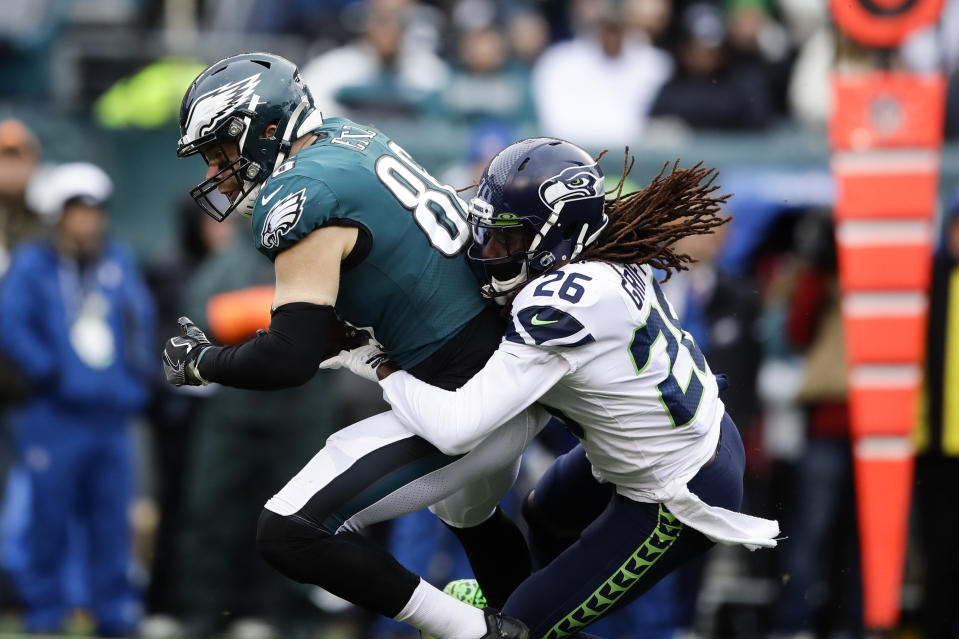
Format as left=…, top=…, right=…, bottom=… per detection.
left=177, top=52, right=319, bottom=221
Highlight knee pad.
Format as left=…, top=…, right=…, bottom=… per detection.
left=256, top=508, right=329, bottom=579
left=429, top=465, right=519, bottom=528
left=256, top=508, right=419, bottom=616
left=429, top=499, right=497, bottom=529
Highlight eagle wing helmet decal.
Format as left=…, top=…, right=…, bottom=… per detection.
left=539, top=164, right=605, bottom=209
left=182, top=73, right=262, bottom=143
left=261, top=189, right=306, bottom=248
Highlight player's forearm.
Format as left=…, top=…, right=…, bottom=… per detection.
left=198, top=302, right=336, bottom=389
left=379, top=348, right=568, bottom=455
left=376, top=360, right=400, bottom=380
left=380, top=371, right=510, bottom=454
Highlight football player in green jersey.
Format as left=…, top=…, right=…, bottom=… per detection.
left=161, top=52, right=540, bottom=639
left=324, top=139, right=780, bottom=639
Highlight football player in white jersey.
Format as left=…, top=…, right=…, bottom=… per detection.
left=321, top=138, right=780, bottom=639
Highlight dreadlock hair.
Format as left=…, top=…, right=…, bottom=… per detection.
left=577, top=152, right=731, bottom=280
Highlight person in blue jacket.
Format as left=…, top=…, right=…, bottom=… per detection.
left=0, top=162, right=155, bottom=636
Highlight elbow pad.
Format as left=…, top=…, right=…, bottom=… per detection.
left=197, top=302, right=336, bottom=390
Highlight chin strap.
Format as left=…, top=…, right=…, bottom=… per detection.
left=235, top=182, right=262, bottom=217
left=480, top=284, right=512, bottom=306
left=483, top=262, right=529, bottom=305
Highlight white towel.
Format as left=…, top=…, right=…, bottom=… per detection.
left=661, top=478, right=781, bottom=551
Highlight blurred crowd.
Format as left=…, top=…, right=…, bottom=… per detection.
left=0, top=0, right=941, bottom=136
left=0, top=0, right=958, bottom=638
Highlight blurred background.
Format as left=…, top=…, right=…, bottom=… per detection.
left=0, top=0, right=958, bottom=638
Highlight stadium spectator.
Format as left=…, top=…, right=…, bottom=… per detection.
left=140, top=197, right=237, bottom=632
left=0, top=0, right=69, bottom=102
left=168, top=222, right=343, bottom=638
left=0, top=118, right=42, bottom=484
left=0, top=162, right=155, bottom=636
left=505, top=9, right=551, bottom=69
left=774, top=211, right=863, bottom=637
left=662, top=214, right=763, bottom=632
left=902, top=0, right=959, bottom=138
left=0, top=118, right=44, bottom=275
left=300, top=1, right=449, bottom=120
left=725, top=0, right=791, bottom=116
left=779, top=1, right=886, bottom=129
left=914, top=193, right=959, bottom=639
left=726, top=0, right=788, bottom=63
left=650, top=2, right=773, bottom=130
left=430, top=24, right=536, bottom=127
left=0, top=116, right=43, bottom=620
left=438, top=119, right=516, bottom=199
left=531, top=0, right=673, bottom=147
left=623, top=0, right=674, bottom=47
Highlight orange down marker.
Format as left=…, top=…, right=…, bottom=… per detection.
left=830, top=70, right=945, bottom=629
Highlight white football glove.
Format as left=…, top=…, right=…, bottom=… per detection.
left=318, top=343, right=390, bottom=383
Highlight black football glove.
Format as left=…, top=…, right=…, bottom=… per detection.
left=162, top=316, right=213, bottom=386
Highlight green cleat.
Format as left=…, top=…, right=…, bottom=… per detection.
left=443, top=578, right=488, bottom=609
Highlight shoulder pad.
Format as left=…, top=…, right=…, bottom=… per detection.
left=509, top=266, right=605, bottom=346
left=505, top=304, right=595, bottom=347
left=252, top=170, right=338, bottom=261
left=511, top=263, right=606, bottom=310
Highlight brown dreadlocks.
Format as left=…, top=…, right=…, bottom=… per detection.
left=577, top=153, right=731, bottom=279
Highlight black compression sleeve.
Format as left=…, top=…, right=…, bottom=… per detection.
left=197, top=302, right=334, bottom=390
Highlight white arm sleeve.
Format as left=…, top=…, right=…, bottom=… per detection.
left=379, top=344, right=571, bottom=455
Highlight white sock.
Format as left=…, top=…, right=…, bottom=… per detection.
left=393, top=578, right=488, bottom=639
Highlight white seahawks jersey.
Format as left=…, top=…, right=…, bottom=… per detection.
left=381, top=260, right=778, bottom=545
left=503, top=260, right=724, bottom=502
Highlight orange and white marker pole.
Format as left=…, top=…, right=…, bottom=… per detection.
left=829, top=0, right=945, bottom=629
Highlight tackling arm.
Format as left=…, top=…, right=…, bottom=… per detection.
left=378, top=344, right=570, bottom=455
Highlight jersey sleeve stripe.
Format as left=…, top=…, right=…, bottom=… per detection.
left=506, top=305, right=595, bottom=346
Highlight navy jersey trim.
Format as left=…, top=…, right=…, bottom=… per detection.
left=507, top=305, right=595, bottom=346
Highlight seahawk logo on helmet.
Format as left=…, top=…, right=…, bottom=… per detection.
left=261, top=189, right=306, bottom=249
left=182, top=73, right=262, bottom=143
left=539, top=166, right=604, bottom=209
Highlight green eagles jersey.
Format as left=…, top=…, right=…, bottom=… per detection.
left=251, top=117, right=487, bottom=369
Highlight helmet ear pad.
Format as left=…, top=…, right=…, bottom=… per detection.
left=234, top=112, right=290, bottom=185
